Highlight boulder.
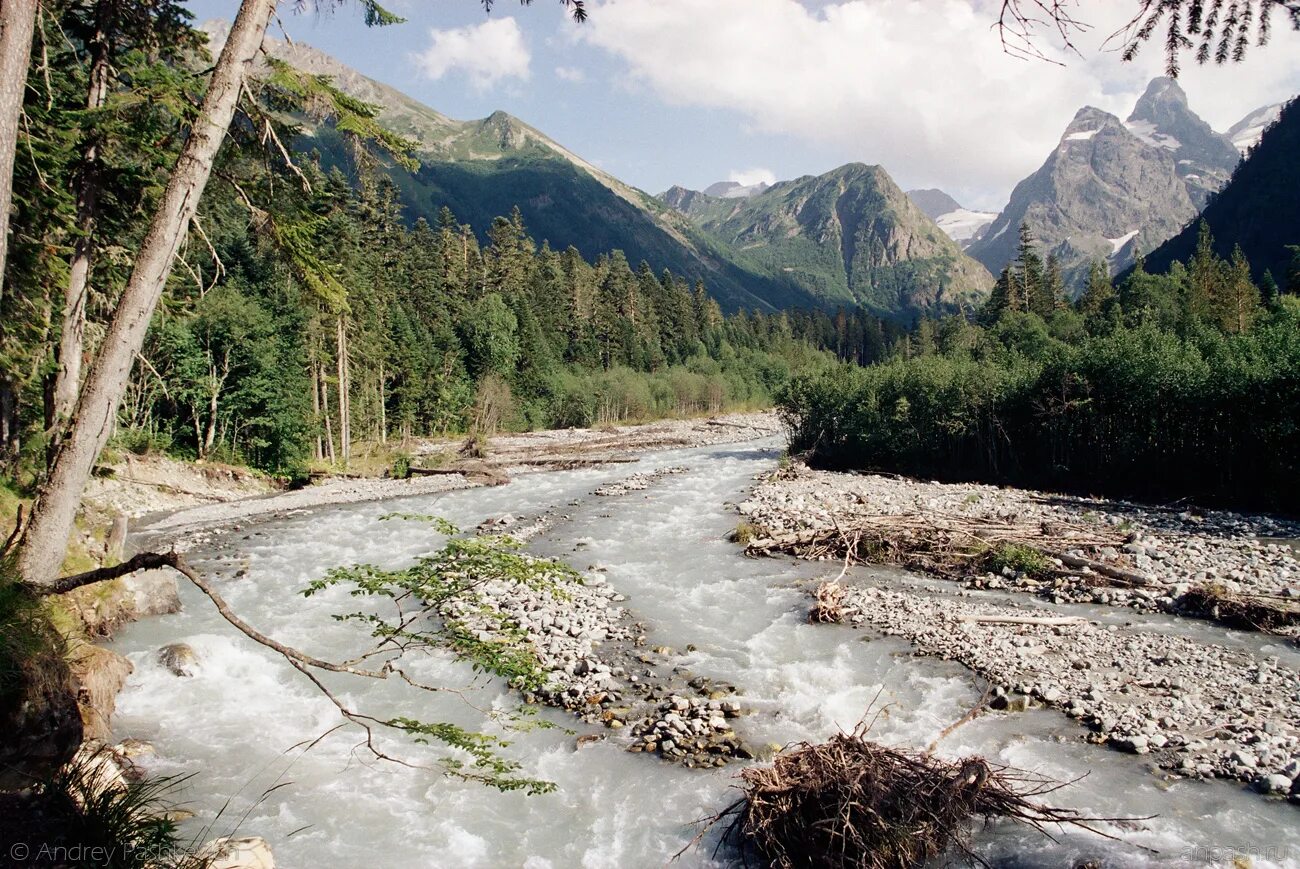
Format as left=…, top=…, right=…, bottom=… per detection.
left=60, top=569, right=181, bottom=638
left=158, top=642, right=198, bottom=677
left=68, top=643, right=133, bottom=742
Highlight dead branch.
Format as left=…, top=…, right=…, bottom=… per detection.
left=2, top=503, right=23, bottom=557
left=1041, top=549, right=1152, bottom=587
left=43, top=551, right=183, bottom=596
left=957, top=614, right=1087, bottom=627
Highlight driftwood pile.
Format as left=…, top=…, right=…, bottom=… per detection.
left=746, top=513, right=1125, bottom=584
left=1175, top=584, right=1300, bottom=631
left=810, top=581, right=846, bottom=623
left=700, top=724, right=1125, bottom=869
left=749, top=513, right=1300, bottom=633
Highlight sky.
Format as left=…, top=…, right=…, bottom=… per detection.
left=185, top=1, right=1300, bottom=211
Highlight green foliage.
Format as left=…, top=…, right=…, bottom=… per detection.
left=389, top=452, right=412, bottom=479
left=782, top=236, right=1300, bottom=511
left=297, top=516, right=595, bottom=793
left=109, top=427, right=174, bottom=458
left=26, top=750, right=193, bottom=869
left=385, top=718, right=554, bottom=795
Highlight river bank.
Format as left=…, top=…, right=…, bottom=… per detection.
left=130, top=412, right=780, bottom=549
left=738, top=462, right=1300, bottom=801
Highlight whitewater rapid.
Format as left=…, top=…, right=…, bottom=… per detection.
left=109, top=440, right=1299, bottom=867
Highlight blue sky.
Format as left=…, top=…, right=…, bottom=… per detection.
left=185, top=1, right=1300, bottom=211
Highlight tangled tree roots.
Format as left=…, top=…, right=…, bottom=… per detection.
left=698, top=725, right=1127, bottom=869
left=810, top=581, right=845, bottom=623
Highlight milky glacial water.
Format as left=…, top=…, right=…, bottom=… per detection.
left=109, top=441, right=1299, bottom=868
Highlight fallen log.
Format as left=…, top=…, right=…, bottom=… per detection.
left=509, top=457, right=637, bottom=468
left=957, top=615, right=1087, bottom=627
left=1041, top=549, right=1152, bottom=587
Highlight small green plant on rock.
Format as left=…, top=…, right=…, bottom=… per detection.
left=732, top=522, right=759, bottom=545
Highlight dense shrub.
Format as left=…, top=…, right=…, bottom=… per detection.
left=782, top=299, right=1300, bottom=511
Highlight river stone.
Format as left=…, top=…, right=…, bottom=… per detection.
left=200, top=836, right=276, bottom=869
left=1114, top=735, right=1150, bottom=754
left=158, top=643, right=198, bottom=677
left=1256, top=774, right=1292, bottom=794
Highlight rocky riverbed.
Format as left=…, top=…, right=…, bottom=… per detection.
left=740, top=464, right=1300, bottom=632
left=444, top=465, right=756, bottom=768
left=738, top=462, right=1300, bottom=801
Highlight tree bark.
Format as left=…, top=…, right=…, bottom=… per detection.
left=311, top=354, right=322, bottom=461
left=0, top=374, right=17, bottom=462
left=377, top=362, right=386, bottom=444
left=0, top=0, right=38, bottom=304
left=51, top=3, right=114, bottom=444
left=336, top=315, right=350, bottom=463
left=16, top=0, right=277, bottom=590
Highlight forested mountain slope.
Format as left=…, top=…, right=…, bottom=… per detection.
left=661, top=164, right=994, bottom=316
left=208, top=21, right=985, bottom=320
left=199, top=22, right=810, bottom=313
left=1140, top=98, right=1300, bottom=286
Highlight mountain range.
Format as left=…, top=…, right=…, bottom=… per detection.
left=661, top=167, right=993, bottom=315
left=204, top=21, right=993, bottom=320
left=208, top=21, right=1289, bottom=315
left=966, top=77, right=1245, bottom=289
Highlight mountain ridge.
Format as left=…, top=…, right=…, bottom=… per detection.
left=207, top=20, right=988, bottom=319
left=663, top=164, right=994, bottom=315
left=967, top=82, right=1228, bottom=289
left=1139, top=97, right=1300, bottom=285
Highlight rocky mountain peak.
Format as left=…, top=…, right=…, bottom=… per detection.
left=1132, top=76, right=1188, bottom=112
left=703, top=180, right=770, bottom=199
left=1124, top=76, right=1239, bottom=205
left=1060, top=107, right=1122, bottom=143
left=906, top=188, right=963, bottom=220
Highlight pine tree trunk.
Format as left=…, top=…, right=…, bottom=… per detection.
left=320, top=360, right=336, bottom=464
left=378, top=363, right=386, bottom=445
left=16, top=0, right=276, bottom=590
left=50, top=5, right=113, bottom=446
left=311, top=356, right=322, bottom=461
left=0, top=374, right=18, bottom=462
left=0, top=0, right=38, bottom=304
left=336, top=315, right=350, bottom=463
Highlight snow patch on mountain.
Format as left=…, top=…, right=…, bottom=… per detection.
left=936, top=209, right=997, bottom=246
left=1124, top=119, right=1181, bottom=151
left=1108, top=229, right=1140, bottom=257
left=1225, top=103, right=1283, bottom=154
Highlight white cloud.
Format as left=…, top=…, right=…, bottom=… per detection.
left=555, top=65, right=587, bottom=82
left=729, top=167, right=776, bottom=186
left=412, top=17, right=531, bottom=90
left=580, top=0, right=1300, bottom=209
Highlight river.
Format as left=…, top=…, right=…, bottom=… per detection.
left=109, top=439, right=1300, bottom=867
